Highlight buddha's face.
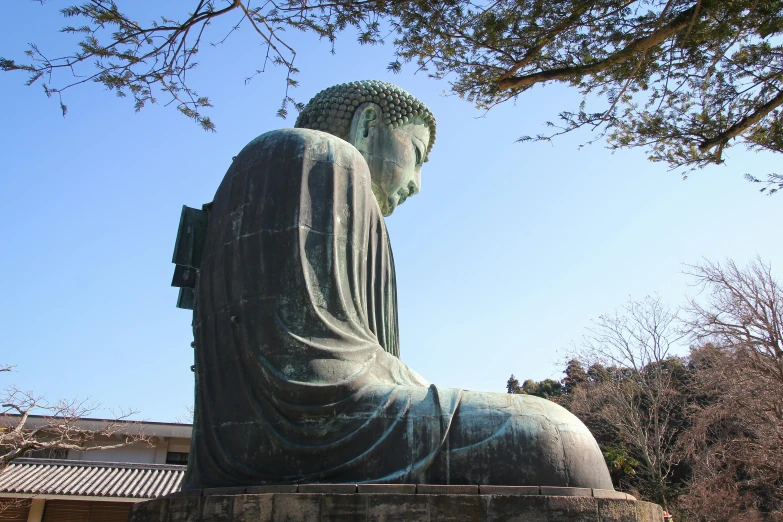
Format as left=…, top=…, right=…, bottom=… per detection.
left=351, top=106, right=430, bottom=216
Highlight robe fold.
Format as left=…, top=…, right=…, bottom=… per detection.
left=185, top=129, right=461, bottom=487
left=183, top=128, right=614, bottom=490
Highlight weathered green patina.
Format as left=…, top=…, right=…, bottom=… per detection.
left=296, top=80, right=433, bottom=217
left=177, top=81, right=615, bottom=490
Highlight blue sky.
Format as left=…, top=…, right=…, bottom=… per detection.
left=1, top=1, right=780, bottom=422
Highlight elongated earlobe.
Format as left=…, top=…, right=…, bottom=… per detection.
left=349, top=103, right=380, bottom=152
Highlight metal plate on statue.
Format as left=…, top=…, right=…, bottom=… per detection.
left=172, top=205, right=208, bottom=269
left=176, top=288, right=195, bottom=310
left=171, top=265, right=197, bottom=288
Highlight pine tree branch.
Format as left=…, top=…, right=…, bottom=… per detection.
left=497, top=2, right=703, bottom=91
left=698, top=89, right=783, bottom=152
left=498, top=1, right=603, bottom=82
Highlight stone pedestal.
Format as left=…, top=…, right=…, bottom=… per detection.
left=129, top=485, right=663, bottom=521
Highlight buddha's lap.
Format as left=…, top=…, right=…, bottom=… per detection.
left=441, top=390, right=613, bottom=487
left=350, top=382, right=614, bottom=487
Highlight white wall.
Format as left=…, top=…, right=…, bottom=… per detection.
left=70, top=442, right=158, bottom=464
left=67, top=437, right=191, bottom=464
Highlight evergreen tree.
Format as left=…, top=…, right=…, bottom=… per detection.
left=506, top=374, right=522, bottom=394
left=562, top=359, right=587, bottom=395
left=3, top=1, right=781, bottom=190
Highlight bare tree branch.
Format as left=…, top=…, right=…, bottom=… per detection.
left=0, top=365, right=152, bottom=473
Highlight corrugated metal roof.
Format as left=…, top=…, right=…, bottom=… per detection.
left=0, top=459, right=184, bottom=499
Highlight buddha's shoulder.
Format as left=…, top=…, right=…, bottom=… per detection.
left=237, top=128, right=361, bottom=163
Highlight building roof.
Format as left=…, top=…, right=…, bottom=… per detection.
left=0, top=459, right=184, bottom=501
left=0, top=415, right=193, bottom=439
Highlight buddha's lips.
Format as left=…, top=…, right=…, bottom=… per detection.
left=396, top=182, right=417, bottom=205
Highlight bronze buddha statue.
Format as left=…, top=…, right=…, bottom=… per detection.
left=176, top=80, right=613, bottom=490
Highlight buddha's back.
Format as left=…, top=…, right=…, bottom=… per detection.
left=184, top=128, right=459, bottom=488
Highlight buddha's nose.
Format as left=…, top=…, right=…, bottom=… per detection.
left=410, top=170, right=421, bottom=195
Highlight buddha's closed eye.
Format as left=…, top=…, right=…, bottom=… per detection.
left=414, top=143, right=423, bottom=166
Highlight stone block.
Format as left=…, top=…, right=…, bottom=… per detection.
left=271, top=493, right=320, bottom=522
left=168, top=489, right=201, bottom=498
left=417, top=484, right=478, bottom=495
left=298, top=483, right=357, bottom=494
left=129, top=498, right=168, bottom=522
left=486, top=495, right=548, bottom=522
left=204, top=486, right=246, bottom=496
left=366, top=494, right=428, bottom=522
left=201, top=495, right=234, bottom=522
left=233, top=494, right=273, bottom=521
left=357, top=484, right=417, bottom=494
left=546, top=496, right=599, bottom=522
left=319, top=494, right=367, bottom=522
left=597, top=499, right=637, bottom=522
left=479, top=485, right=540, bottom=496
left=540, top=486, right=593, bottom=497
left=592, top=489, right=628, bottom=500
left=636, top=501, right=664, bottom=522
left=246, top=485, right=298, bottom=494
left=427, top=494, right=489, bottom=521
left=167, top=496, right=202, bottom=522
left=129, top=490, right=656, bottom=522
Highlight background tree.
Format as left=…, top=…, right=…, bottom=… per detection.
left=508, top=259, right=783, bottom=522
left=678, top=345, right=768, bottom=522
left=561, top=296, right=689, bottom=509
left=603, top=447, right=642, bottom=488
left=523, top=378, right=564, bottom=398
left=678, top=259, right=783, bottom=520
left=2, top=1, right=781, bottom=190
left=506, top=374, right=523, bottom=394
left=506, top=375, right=563, bottom=398
left=507, top=260, right=782, bottom=520
left=562, top=359, right=588, bottom=395
left=394, top=0, right=783, bottom=191
left=0, top=364, right=151, bottom=472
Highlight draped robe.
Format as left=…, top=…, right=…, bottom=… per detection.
left=183, top=129, right=613, bottom=490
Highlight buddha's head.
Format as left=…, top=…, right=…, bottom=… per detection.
left=295, top=80, right=436, bottom=216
